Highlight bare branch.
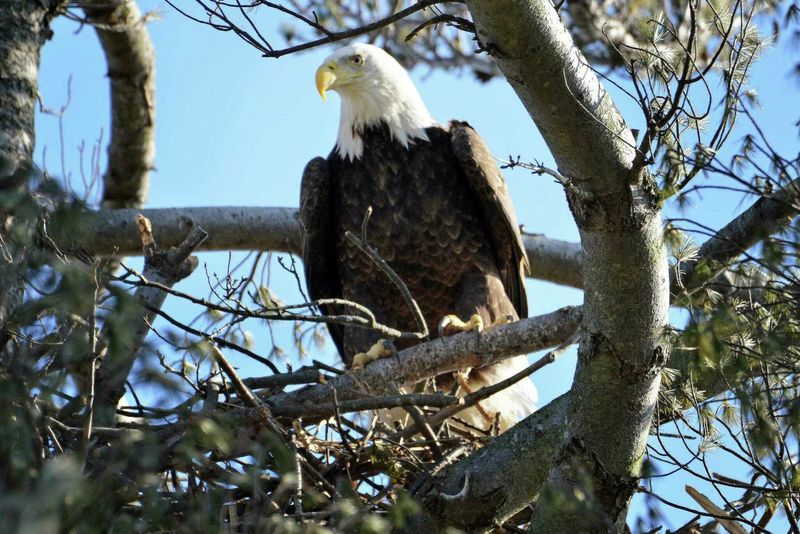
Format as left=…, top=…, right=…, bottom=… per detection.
left=679, top=177, right=800, bottom=293
left=81, top=206, right=301, bottom=256
left=82, top=0, right=156, bottom=209
left=92, top=216, right=207, bottom=426
left=170, top=0, right=448, bottom=58
left=208, top=341, right=261, bottom=408
left=345, top=228, right=428, bottom=338
left=71, top=177, right=798, bottom=298
left=72, top=206, right=585, bottom=287
left=272, top=391, right=459, bottom=418
left=268, top=306, right=582, bottom=410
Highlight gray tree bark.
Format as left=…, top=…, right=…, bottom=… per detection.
left=93, top=222, right=206, bottom=427
left=0, top=0, right=62, bottom=333
left=680, top=177, right=800, bottom=291
left=82, top=0, right=156, bottom=209
left=0, top=2, right=58, bottom=174
left=463, top=1, right=669, bottom=530
left=408, top=167, right=800, bottom=531
left=69, top=206, right=584, bottom=287
left=268, top=306, right=582, bottom=410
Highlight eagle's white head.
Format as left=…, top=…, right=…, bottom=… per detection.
left=315, top=43, right=436, bottom=161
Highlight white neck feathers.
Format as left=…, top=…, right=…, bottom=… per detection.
left=335, top=73, right=436, bottom=161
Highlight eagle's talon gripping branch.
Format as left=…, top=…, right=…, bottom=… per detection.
left=351, top=338, right=394, bottom=369
left=438, top=313, right=485, bottom=338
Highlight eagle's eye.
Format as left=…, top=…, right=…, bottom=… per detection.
left=350, top=54, right=364, bottom=66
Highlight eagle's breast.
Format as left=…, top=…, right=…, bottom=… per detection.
left=328, top=123, right=496, bottom=332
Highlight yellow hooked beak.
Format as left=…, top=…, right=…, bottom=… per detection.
left=315, top=63, right=337, bottom=101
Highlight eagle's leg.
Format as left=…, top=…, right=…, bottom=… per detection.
left=451, top=271, right=518, bottom=328
left=440, top=271, right=521, bottom=428
left=438, top=270, right=515, bottom=338
left=453, top=370, right=495, bottom=425
left=490, top=314, right=515, bottom=327
left=341, top=291, right=397, bottom=368
left=351, top=339, right=396, bottom=369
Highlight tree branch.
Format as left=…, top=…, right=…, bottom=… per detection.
left=81, top=206, right=300, bottom=255
left=678, top=177, right=800, bottom=293
left=524, top=233, right=583, bottom=288
left=74, top=175, right=798, bottom=296
left=92, top=216, right=207, bottom=426
left=408, top=394, right=570, bottom=531
left=172, top=0, right=446, bottom=59
left=410, top=177, right=800, bottom=530
left=74, top=206, right=584, bottom=288
left=267, top=306, right=582, bottom=412
left=82, top=0, right=156, bottom=209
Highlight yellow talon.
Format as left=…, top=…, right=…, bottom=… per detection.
left=351, top=339, right=393, bottom=369
left=467, top=314, right=485, bottom=331
left=439, top=313, right=485, bottom=337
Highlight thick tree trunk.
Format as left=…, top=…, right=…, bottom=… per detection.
left=0, top=0, right=61, bottom=333
left=462, top=1, right=669, bottom=530
left=538, top=217, right=668, bottom=532
left=409, top=171, right=798, bottom=530
left=0, top=2, right=57, bottom=174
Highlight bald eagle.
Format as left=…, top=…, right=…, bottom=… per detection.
left=300, top=44, right=536, bottom=431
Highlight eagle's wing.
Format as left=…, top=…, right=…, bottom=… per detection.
left=299, top=157, right=345, bottom=357
left=449, top=120, right=529, bottom=318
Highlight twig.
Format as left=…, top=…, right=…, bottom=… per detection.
left=271, top=392, right=458, bottom=419
left=207, top=341, right=262, bottom=408
left=331, top=386, right=355, bottom=456
left=292, top=435, right=304, bottom=521
left=402, top=404, right=444, bottom=461
left=126, top=267, right=423, bottom=341
left=167, top=0, right=447, bottom=58
left=345, top=229, right=428, bottom=339
left=684, top=485, right=748, bottom=534
left=48, top=417, right=142, bottom=438
left=243, top=369, right=327, bottom=390
left=405, top=14, right=474, bottom=42
left=396, top=333, right=577, bottom=440
left=81, top=261, right=101, bottom=469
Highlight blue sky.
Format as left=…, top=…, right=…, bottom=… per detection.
left=35, top=3, right=799, bottom=530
